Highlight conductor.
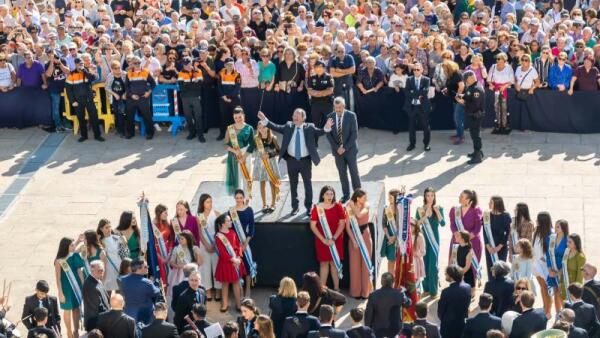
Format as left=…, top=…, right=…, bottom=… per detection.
left=457, top=70, right=485, bottom=165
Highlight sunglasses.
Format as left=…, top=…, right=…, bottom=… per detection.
left=559, top=57, right=567, bottom=61
left=515, top=286, right=527, bottom=291
left=0, top=59, right=6, bottom=62
left=521, top=59, right=530, bottom=62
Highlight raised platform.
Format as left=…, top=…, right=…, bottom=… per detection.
left=191, top=181, right=386, bottom=287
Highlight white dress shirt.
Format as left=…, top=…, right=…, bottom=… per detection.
left=287, top=124, right=309, bottom=158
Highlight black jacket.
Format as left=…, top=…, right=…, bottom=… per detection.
left=364, top=286, right=410, bottom=337
left=27, top=326, right=58, bottom=338
left=83, top=275, right=110, bottom=331
left=183, top=318, right=212, bottom=337
left=96, top=309, right=136, bottom=338
left=141, top=319, right=179, bottom=338
left=565, top=301, right=600, bottom=337
left=508, top=308, right=548, bottom=338
left=21, top=295, right=61, bottom=332
left=346, top=325, right=375, bottom=338
left=266, top=120, right=327, bottom=165
left=569, top=325, right=590, bottom=338
left=401, top=319, right=440, bottom=338
left=171, top=280, right=190, bottom=311
left=269, top=295, right=297, bottom=338
left=237, top=315, right=259, bottom=338
left=483, top=276, right=516, bottom=317
left=403, top=76, right=432, bottom=114
left=281, top=312, right=321, bottom=338
left=174, top=287, right=206, bottom=333
left=307, top=325, right=348, bottom=338
left=438, top=282, right=472, bottom=338
left=583, top=280, right=600, bottom=315
left=461, top=312, right=502, bottom=338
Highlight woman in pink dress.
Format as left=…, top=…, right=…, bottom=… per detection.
left=449, top=189, right=483, bottom=284
left=412, top=219, right=426, bottom=289
left=174, top=200, right=200, bottom=245
left=345, top=188, right=373, bottom=299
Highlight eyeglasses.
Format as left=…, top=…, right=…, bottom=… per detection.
left=577, top=45, right=584, bottom=49
left=559, top=57, right=567, bottom=61
left=515, top=286, right=527, bottom=290
left=521, top=59, right=530, bottom=62
left=0, top=59, right=6, bottom=62
left=414, top=68, right=422, bottom=72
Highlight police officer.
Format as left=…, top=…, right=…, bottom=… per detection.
left=125, top=55, right=156, bottom=140
left=216, top=57, right=241, bottom=140
left=65, top=57, right=104, bottom=142
left=458, top=70, right=485, bottom=164
left=178, top=57, right=206, bottom=143
left=330, top=43, right=356, bottom=110
left=307, top=60, right=334, bottom=127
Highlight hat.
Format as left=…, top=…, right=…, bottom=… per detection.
left=47, top=32, right=57, bottom=38
left=315, top=21, right=325, bottom=28
left=64, top=10, right=72, bottom=17
left=68, top=42, right=77, bottom=49
left=36, top=280, right=49, bottom=293
left=573, top=18, right=585, bottom=25
left=314, top=60, right=325, bottom=67
left=243, top=26, right=252, bottom=32
left=74, top=57, right=83, bottom=64
left=224, top=57, right=234, bottom=64
left=182, top=57, right=193, bottom=65
left=530, top=18, right=540, bottom=25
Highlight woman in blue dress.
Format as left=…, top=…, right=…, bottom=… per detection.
left=228, top=189, right=255, bottom=297
left=546, top=219, right=569, bottom=315
left=54, top=236, right=86, bottom=338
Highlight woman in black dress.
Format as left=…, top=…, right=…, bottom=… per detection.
left=268, top=277, right=297, bottom=338
left=484, top=195, right=511, bottom=280
left=455, top=230, right=475, bottom=296
left=301, top=271, right=346, bottom=317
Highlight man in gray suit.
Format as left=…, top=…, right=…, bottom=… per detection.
left=258, top=109, right=333, bottom=217
left=83, top=260, right=110, bottom=332
left=325, top=97, right=361, bottom=202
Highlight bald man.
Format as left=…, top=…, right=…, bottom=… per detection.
left=96, top=294, right=136, bottom=338
left=582, top=263, right=600, bottom=315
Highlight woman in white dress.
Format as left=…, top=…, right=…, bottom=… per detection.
left=167, top=230, right=203, bottom=298
left=196, top=193, right=222, bottom=301
left=511, top=238, right=536, bottom=295
left=532, top=212, right=553, bottom=319
left=96, top=219, right=124, bottom=293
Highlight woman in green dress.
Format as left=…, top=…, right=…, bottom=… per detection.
left=54, top=236, right=86, bottom=338
left=560, top=233, right=586, bottom=300
left=79, top=230, right=108, bottom=275
left=116, top=210, right=141, bottom=259
left=380, top=189, right=401, bottom=274
left=416, top=187, right=445, bottom=298
left=224, top=107, right=255, bottom=196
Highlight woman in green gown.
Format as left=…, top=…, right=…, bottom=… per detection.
left=224, top=107, right=255, bottom=196
left=116, top=211, right=141, bottom=259
left=54, top=236, right=86, bottom=338
left=560, top=233, right=586, bottom=300
left=380, top=189, right=401, bottom=274
left=79, top=230, right=108, bottom=275
left=415, top=187, right=445, bottom=297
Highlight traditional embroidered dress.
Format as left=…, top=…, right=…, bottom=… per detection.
left=416, top=206, right=445, bottom=296
left=225, top=123, right=255, bottom=195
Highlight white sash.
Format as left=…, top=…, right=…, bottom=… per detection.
left=562, top=247, right=571, bottom=299
left=548, top=233, right=560, bottom=288
left=451, top=244, right=459, bottom=265
left=510, top=217, right=519, bottom=253
left=396, top=195, right=413, bottom=256
left=230, top=208, right=257, bottom=278
left=152, top=223, right=170, bottom=275
left=454, top=206, right=482, bottom=280
left=197, top=213, right=219, bottom=257
left=347, top=207, right=373, bottom=278
left=139, top=200, right=150, bottom=255
left=316, top=205, right=343, bottom=279
left=419, top=207, right=439, bottom=260
left=483, top=211, right=499, bottom=264
left=172, top=216, right=183, bottom=236
left=59, top=256, right=83, bottom=306
left=216, top=232, right=241, bottom=279
left=384, top=205, right=397, bottom=239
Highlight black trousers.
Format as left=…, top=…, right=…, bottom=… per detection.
left=407, top=106, right=430, bottom=146
left=310, top=99, right=332, bottom=126
left=467, top=115, right=482, bottom=153
left=181, top=95, right=203, bottom=136
left=334, top=151, right=361, bottom=199
left=218, top=96, right=241, bottom=136
left=125, top=97, right=152, bottom=137
left=285, top=155, right=312, bottom=210
left=72, top=97, right=101, bottom=139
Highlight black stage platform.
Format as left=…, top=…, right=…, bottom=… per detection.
left=191, top=181, right=386, bottom=288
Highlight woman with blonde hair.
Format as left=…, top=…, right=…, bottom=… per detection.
left=254, top=315, right=275, bottom=338
left=442, top=59, right=466, bottom=144
left=487, top=52, right=515, bottom=134
left=511, top=239, right=536, bottom=295
left=268, top=277, right=298, bottom=337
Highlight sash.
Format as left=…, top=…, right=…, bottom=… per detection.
left=548, top=233, right=560, bottom=288
left=139, top=200, right=150, bottom=255
left=483, top=211, right=498, bottom=264
left=228, top=125, right=253, bottom=198
left=81, top=246, right=91, bottom=277
left=384, top=206, right=397, bottom=238
left=59, top=257, right=83, bottom=306
left=347, top=207, right=373, bottom=278
left=451, top=244, right=459, bottom=265
left=174, top=246, right=192, bottom=266
left=510, top=217, right=519, bottom=254
left=316, top=206, right=343, bottom=279
left=396, top=195, right=413, bottom=256
left=229, top=208, right=257, bottom=278
left=512, top=254, right=520, bottom=280
left=562, top=247, right=571, bottom=299
left=419, top=207, right=439, bottom=261
left=105, top=247, right=120, bottom=274
left=255, top=135, right=280, bottom=197
left=197, top=213, right=219, bottom=257
left=172, top=217, right=182, bottom=236
left=152, top=223, right=170, bottom=275
left=454, top=206, right=482, bottom=280
left=215, top=232, right=241, bottom=279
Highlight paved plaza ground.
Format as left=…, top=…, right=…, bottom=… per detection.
left=0, top=127, right=599, bottom=330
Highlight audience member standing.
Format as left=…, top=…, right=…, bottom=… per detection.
left=97, top=294, right=136, bottom=338
left=582, top=263, right=600, bottom=314
left=268, top=277, right=298, bottom=338
left=174, top=271, right=207, bottom=333
left=21, top=280, right=61, bottom=334
left=564, top=283, right=600, bottom=336
left=120, top=258, right=161, bottom=325
left=401, top=302, right=440, bottom=338
left=438, top=265, right=471, bottom=338
left=346, top=308, right=375, bottom=338
left=281, top=291, right=320, bottom=338
left=483, top=261, right=515, bottom=317
left=82, top=260, right=110, bottom=331
left=307, top=305, right=348, bottom=338
left=364, top=272, right=410, bottom=338
left=142, top=302, right=179, bottom=338
left=461, top=293, right=502, bottom=338
left=508, top=291, right=548, bottom=338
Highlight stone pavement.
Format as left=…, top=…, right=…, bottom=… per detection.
left=0, top=127, right=599, bottom=330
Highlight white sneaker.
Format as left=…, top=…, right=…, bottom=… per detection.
left=154, top=123, right=162, bottom=132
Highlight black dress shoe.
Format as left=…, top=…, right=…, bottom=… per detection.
left=216, top=134, right=225, bottom=141
left=393, top=130, right=400, bottom=135
left=305, top=210, right=311, bottom=217
left=290, top=208, right=299, bottom=216
left=78, top=136, right=87, bottom=142
left=146, top=134, right=154, bottom=140
left=198, top=136, right=206, bottom=143
left=186, top=133, right=196, bottom=140
left=467, top=152, right=475, bottom=158
left=95, top=136, right=105, bottom=142
left=406, top=144, right=415, bottom=151
left=467, top=156, right=483, bottom=164
left=424, top=145, right=431, bottom=151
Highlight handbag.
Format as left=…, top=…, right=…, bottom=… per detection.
left=516, top=68, right=533, bottom=101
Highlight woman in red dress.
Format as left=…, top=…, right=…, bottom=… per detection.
left=310, top=185, right=346, bottom=291
left=153, top=204, right=175, bottom=285
left=214, top=213, right=247, bottom=313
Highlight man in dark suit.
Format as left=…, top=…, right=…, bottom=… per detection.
left=258, top=109, right=334, bottom=216
left=121, top=258, right=161, bottom=325
left=96, top=293, right=136, bottom=338
left=403, top=62, right=432, bottom=152
left=307, top=305, right=348, bottom=338
left=583, top=264, right=600, bottom=318
left=401, top=302, right=440, bottom=338
left=282, top=291, right=320, bottom=338
left=83, top=260, right=110, bottom=331
left=21, top=280, right=61, bottom=334
left=462, top=293, right=502, bottom=338
left=171, top=263, right=199, bottom=312
left=509, top=291, right=548, bottom=338
left=559, top=308, right=590, bottom=338
left=365, top=272, right=411, bottom=338
left=325, top=96, right=360, bottom=202
left=26, top=307, right=58, bottom=338
left=174, top=271, right=207, bottom=332
left=142, top=302, right=179, bottom=338
left=437, top=265, right=472, bottom=338
left=483, top=261, right=515, bottom=317
left=565, top=283, right=600, bottom=336
left=183, top=304, right=212, bottom=336
left=346, top=308, right=375, bottom=338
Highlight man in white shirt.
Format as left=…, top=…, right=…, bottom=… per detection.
left=219, top=0, right=241, bottom=23
left=140, top=45, right=162, bottom=79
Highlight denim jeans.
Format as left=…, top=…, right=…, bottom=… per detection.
left=50, top=92, right=64, bottom=129
left=453, top=102, right=465, bottom=138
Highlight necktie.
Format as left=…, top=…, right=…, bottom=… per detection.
left=39, top=299, right=43, bottom=308
left=336, top=115, right=343, bottom=145
left=415, top=77, right=420, bottom=89
left=294, top=127, right=302, bottom=160
left=196, top=290, right=200, bottom=303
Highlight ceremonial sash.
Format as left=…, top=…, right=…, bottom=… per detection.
left=152, top=223, right=170, bottom=275
left=510, top=217, right=519, bottom=253
left=451, top=244, right=459, bottom=265
left=172, top=217, right=182, bottom=236
left=174, top=246, right=192, bottom=266
left=384, top=206, right=397, bottom=238
left=230, top=208, right=257, bottom=278
left=562, top=247, right=571, bottom=299
left=59, top=257, right=83, bottom=306
left=139, top=201, right=150, bottom=255
left=255, top=135, right=280, bottom=197
left=197, top=214, right=219, bottom=257
left=105, top=243, right=120, bottom=274
left=215, top=232, right=241, bottom=279
left=81, top=247, right=91, bottom=277
left=317, top=206, right=343, bottom=279
left=548, top=233, right=560, bottom=288
left=396, top=195, right=413, bottom=256
left=512, top=254, right=520, bottom=280
left=483, top=211, right=498, bottom=264
left=347, top=207, right=373, bottom=278
left=454, top=206, right=482, bottom=280
left=228, top=125, right=252, bottom=198
left=419, top=207, right=439, bottom=261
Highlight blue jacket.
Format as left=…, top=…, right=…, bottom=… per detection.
left=548, top=63, right=573, bottom=89
left=120, top=273, right=160, bottom=325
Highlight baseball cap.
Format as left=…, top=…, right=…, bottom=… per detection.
left=224, top=57, right=234, bottom=64
left=74, top=57, right=83, bottom=64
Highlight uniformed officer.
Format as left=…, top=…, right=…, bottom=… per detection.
left=307, top=60, right=334, bottom=127
left=125, top=55, right=156, bottom=140
left=458, top=70, right=485, bottom=164
left=65, top=57, right=104, bottom=142
left=178, top=57, right=206, bottom=143
left=216, top=57, right=241, bottom=141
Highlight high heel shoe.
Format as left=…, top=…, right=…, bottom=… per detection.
left=220, top=306, right=229, bottom=313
